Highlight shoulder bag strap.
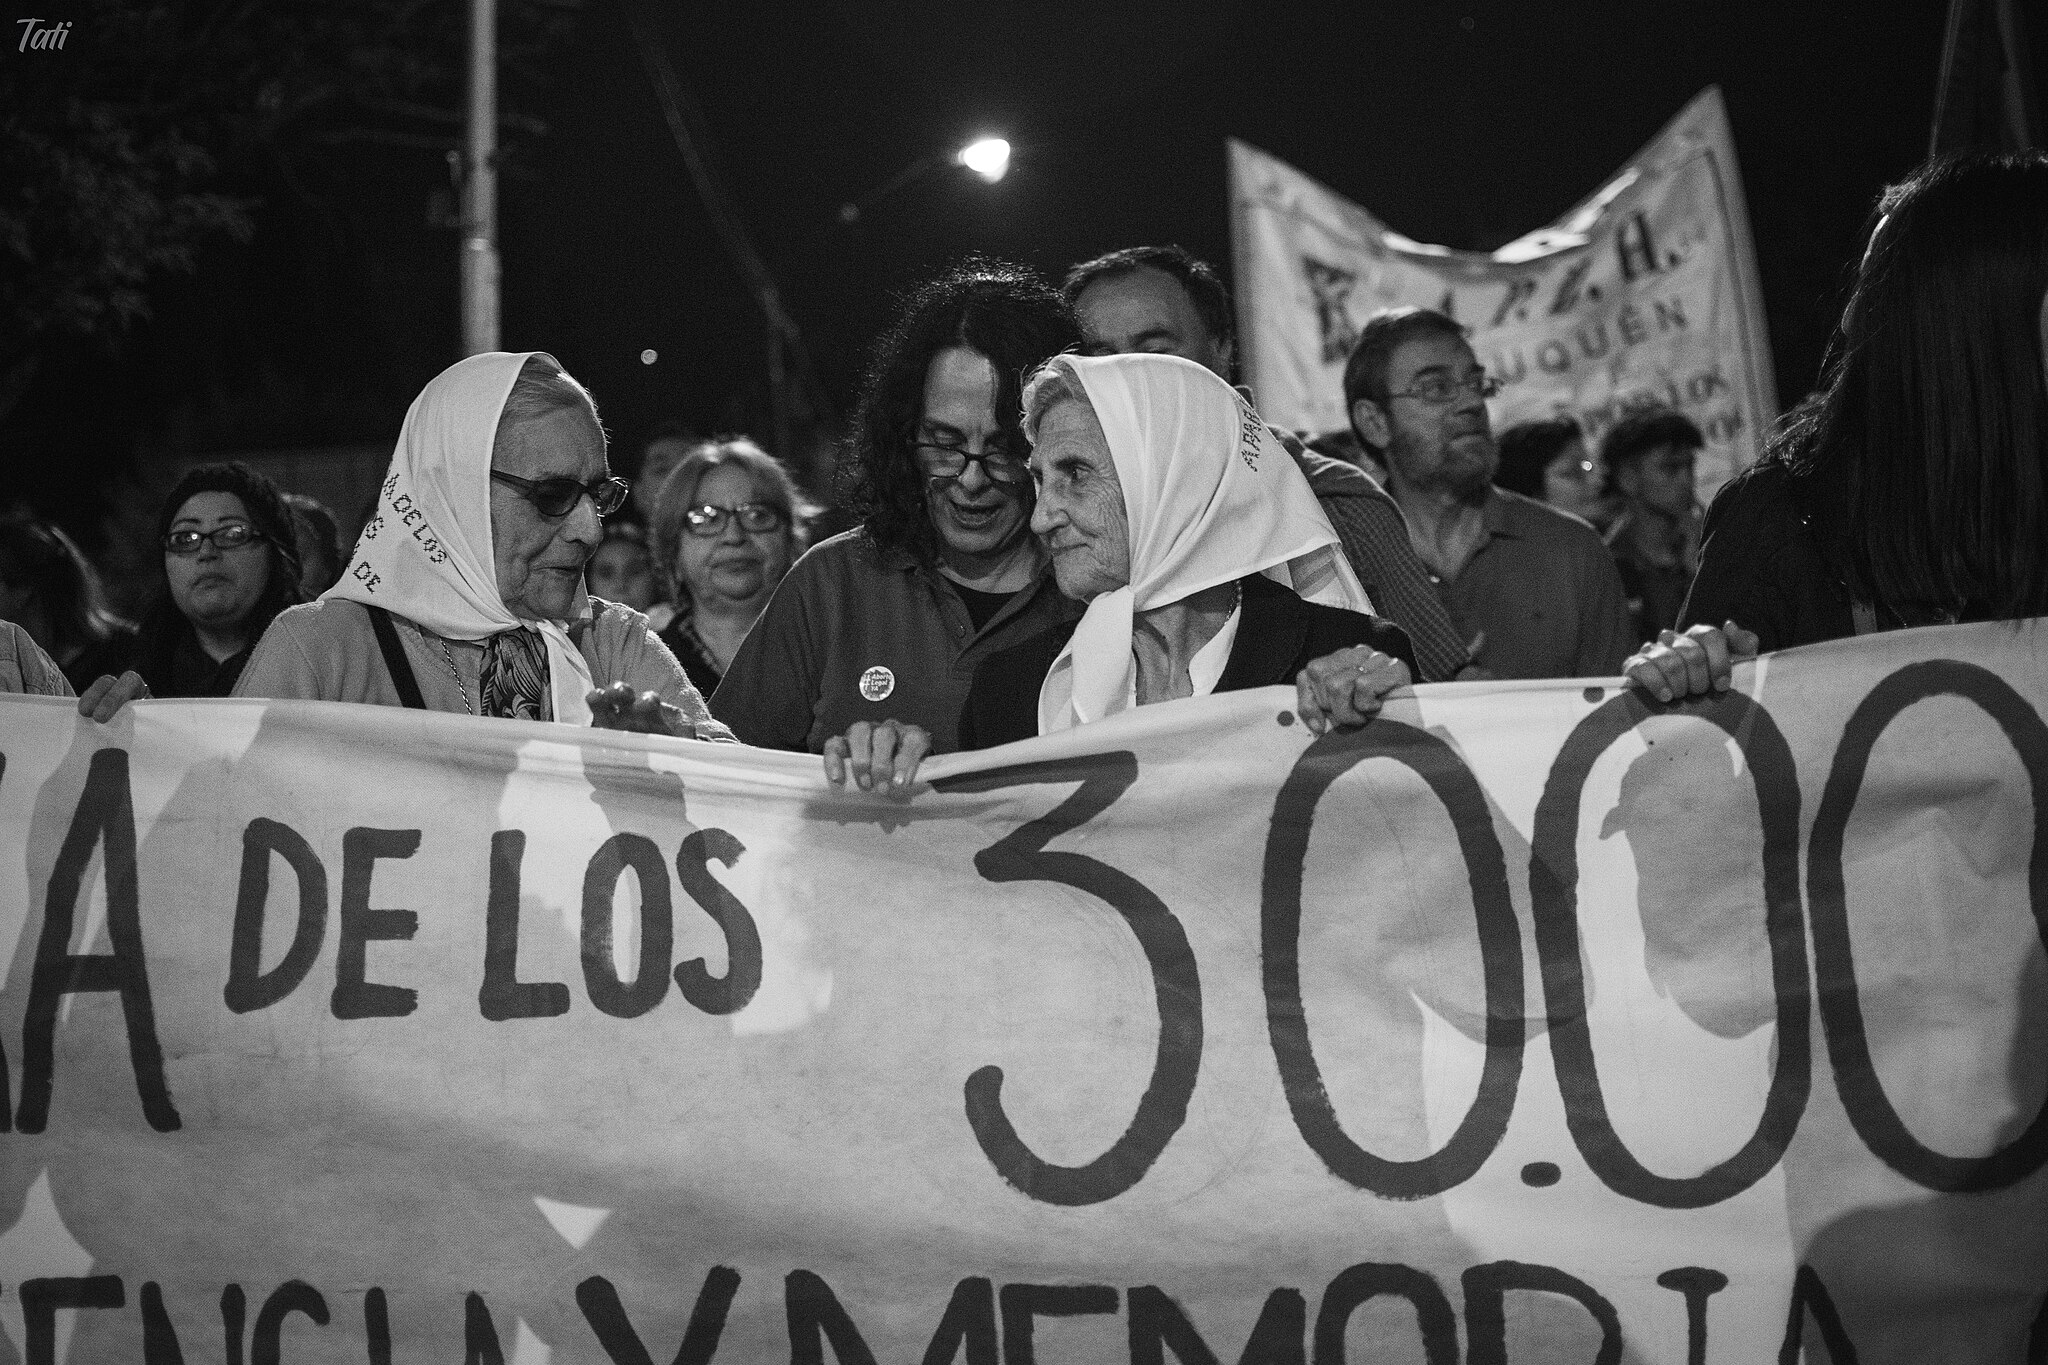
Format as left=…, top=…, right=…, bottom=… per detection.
left=365, top=605, right=428, bottom=710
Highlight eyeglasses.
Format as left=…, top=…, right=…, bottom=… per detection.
left=164, top=524, right=269, bottom=555
left=490, top=469, right=630, bottom=518
left=912, top=440, right=1030, bottom=485
left=684, top=502, right=789, bottom=537
left=1384, top=371, right=1501, bottom=405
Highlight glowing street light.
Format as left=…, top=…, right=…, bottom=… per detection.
left=838, top=136, right=1013, bottom=223
left=957, top=137, right=1011, bottom=183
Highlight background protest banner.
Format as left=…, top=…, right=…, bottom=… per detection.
left=1231, top=87, right=1778, bottom=501
left=1, top=618, right=2045, bottom=1363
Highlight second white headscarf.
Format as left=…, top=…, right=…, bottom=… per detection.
left=325, top=350, right=595, bottom=724
left=1032, top=353, right=1372, bottom=734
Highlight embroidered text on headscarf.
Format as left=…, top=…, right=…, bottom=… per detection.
left=325, top=350, right=597, bottom=725
left=351, top=471, right=452, bottom=590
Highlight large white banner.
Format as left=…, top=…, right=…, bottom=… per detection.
left=1, top=618, right=2046, bottom=1362
left=1232, top=87, right=1777, bottom=500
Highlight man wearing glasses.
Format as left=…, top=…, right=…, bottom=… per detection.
left=712, top=264, right=1083, bottom=778
left=1344, top=308, right=1632, bottom=680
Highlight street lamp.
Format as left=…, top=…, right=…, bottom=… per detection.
left=958, top=137, right=1010, bottom=183
left=838, top=136, right=1011, bottom=224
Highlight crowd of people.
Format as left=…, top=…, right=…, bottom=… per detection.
left=3, top=150, right=2045, bottom=786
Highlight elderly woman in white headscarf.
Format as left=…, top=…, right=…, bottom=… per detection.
left=826, top=352, right=1415, bottom=791
left=232, top=351, right=730, bottom=738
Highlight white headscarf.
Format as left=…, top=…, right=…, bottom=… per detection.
left=1033, top=353, right=1373, bottom=734
left=326, top=351, right=595, bottom=725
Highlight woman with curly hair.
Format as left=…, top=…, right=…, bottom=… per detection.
left=712, top=260, right=1082, bottom=763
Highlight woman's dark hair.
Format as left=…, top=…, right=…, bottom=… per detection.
left=134, top=462, right=307, bottom=674
left=1494, top=417, right=1583, bottom=499
left=0, top=517, right=130, bottom=664
left=1778, top=151, right=2048, bottom=622
left=839, top=259, right=1079, bottom=565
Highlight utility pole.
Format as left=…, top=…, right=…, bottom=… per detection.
left=461, top=0, right=501, bottom=355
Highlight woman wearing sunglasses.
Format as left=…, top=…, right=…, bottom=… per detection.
left=205, top=352, right=729, bottom=736
left=72, top=462, right=306, bottom=709
left=649, top=437, right=814, bottom=696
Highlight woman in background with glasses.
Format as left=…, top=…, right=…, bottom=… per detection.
left=711, top=261, right=1081, bottom=763
left=649, top=438, right=813, bottom=695
left=208, top=352, right=728, bottom=737
left=72, top=462, right=305, bottom=707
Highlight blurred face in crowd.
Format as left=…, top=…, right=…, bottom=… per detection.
left=490, top=404, right=608, bottom=621
left=633, top=436, right=692, bottom=518
left=1355, top=332, right=1498, bottom=500
left=1542, top=438, right=1606, bottom=524
left=588, top=534, right=659, bottom=611
left=1073, top=267, right=1233, bottom=379
left=915, top=347, right=1034, bottom=570
left=1617, top=443, right=1698, bottom=521
left=1029, top=394, right=1130, bottom=602
left=677, top=464, right=794, bottom=610
left=165, top=492, right=272, bottom=635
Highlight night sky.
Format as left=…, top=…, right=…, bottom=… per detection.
left=5, top=0, right=1964, bottom=538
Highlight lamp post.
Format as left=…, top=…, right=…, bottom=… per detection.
left=459, top=0, right=500, bottom=355
left=837, top=137, right=1011, bottom=224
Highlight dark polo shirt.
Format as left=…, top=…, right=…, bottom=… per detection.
left=1431, top=488, right=1635, bottom=680
left=710, top=529, right=1081, bottom=754
left=1280, top=437, right=1472, bottom=683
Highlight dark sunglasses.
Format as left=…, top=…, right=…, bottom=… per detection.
left=164, top=524, right=269, bottom=555
left=491, top=469, right=630, bottom=519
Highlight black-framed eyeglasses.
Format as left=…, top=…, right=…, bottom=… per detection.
left=684, top=502, right=789, bottom=537
left=912, top=440, right=1030, bottom=485
left=490, top=469, right=630, bottom=518
left=164, top=524, right=269, bottom=555
left=1384, top=371, right=1501, bottom=405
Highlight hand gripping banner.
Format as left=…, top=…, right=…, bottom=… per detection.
left=0, top=619, right=2044, bottom=1364
left=1230, top=87, right=1777, bottom=502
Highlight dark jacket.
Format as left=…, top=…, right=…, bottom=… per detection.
left=1679, top=462, right=1856, bottom=652
left=66, top=621, right=254, bottom=699
left=957, top=572, right=1416, bottom=750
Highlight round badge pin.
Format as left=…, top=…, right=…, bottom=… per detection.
left=859, top=665, right=895, bottom=702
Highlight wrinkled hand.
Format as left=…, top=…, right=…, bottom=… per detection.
left=1295, top=645, right=1411, bottom=736
left=77, top=671, right=148, bottom=723
left=1624, top=621, right=1760, bottom=702
left=822, top=718, right=931, bottom=797
left=586, top=681, right=691, bottom=736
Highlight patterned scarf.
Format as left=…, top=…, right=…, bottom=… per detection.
left=479, top=628, right=553, bottom=721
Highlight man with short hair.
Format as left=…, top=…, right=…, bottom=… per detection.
left=1344, top=307, right=1632, bottom=679
left=1599, top=409, right=1703, bottom=642
left=1063, top=245, right=1474, bottom=682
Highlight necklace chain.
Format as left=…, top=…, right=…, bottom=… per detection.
left=436, top=637, right=475, bottom=716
